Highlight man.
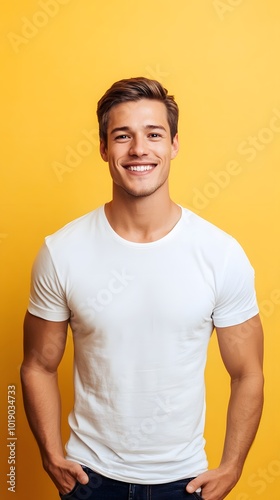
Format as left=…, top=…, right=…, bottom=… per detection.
left=21, top=77, right=264, bottom=500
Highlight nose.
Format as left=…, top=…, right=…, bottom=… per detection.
left=129, top=135, right=148, bottom=157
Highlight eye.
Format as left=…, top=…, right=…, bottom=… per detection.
left=114, top=134, right=130, bottom=141
left=148, top=133, right=162, bottom=139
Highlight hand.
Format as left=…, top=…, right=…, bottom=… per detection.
left=186, top=466, right=240, bottom=500
left=43, top=456, right=89, bottom=495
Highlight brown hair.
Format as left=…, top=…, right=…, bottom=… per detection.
left=97, top=77, right=179, bottom=146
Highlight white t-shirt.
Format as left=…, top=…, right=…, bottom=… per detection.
left=28, top=206, right=259, bottom=484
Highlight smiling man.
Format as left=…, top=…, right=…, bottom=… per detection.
left=21, top=77, right=264, bottom=500
left=101, top=99, right=178, bottom=198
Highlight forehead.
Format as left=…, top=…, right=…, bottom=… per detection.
left=107, top=99, right=169, bottom=131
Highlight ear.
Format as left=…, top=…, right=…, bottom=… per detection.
left=100, top=140, right=108, bottom=162
left=171, top=133, right=179, bottom=160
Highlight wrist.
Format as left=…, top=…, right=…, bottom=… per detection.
left=218, top=460, right=243, bottom=482
left=41, top=449, right=65, bottom=471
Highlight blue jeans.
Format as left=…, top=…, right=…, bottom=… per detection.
left=59, top=466, right=203, bottom=499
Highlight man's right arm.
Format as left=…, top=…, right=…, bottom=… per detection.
left=21, top=311, right=89, bottom=495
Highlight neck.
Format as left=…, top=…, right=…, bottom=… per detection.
left=105, top=186, right=181, bottom=243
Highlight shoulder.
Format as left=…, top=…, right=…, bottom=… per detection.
left=180, top=207, right=234, bottom=245
left=179, top=207, right=252, bottom=268
left=45, top=205, right=103, bottom=249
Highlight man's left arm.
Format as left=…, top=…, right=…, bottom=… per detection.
left=187, top=314, right=264, bottom=500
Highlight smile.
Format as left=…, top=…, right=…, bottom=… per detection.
left=125, top=165, right=155, bottom=172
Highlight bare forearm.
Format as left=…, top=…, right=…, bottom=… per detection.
left=21, top=315, right=89, bottom=493
left=186, top=373, right=264, bottom=499
left=220, top=373, right=264, bottom=475
left=20, top=364, right=64, bottom=465
left=187, top=318, right=264, bottom=499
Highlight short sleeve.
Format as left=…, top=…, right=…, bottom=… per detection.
left=28, top=242, right=70, bottom=322
left=212, top=239, right=259, bottom=328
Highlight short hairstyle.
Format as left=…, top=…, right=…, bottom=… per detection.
left=97, top=77, right=179, bottom=146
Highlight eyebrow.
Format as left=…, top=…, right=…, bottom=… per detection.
left=110, top=125, right=167, bottom=135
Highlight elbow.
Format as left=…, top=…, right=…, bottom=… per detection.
left=231, top=371, right=265, bottom=399
left=20, top=362, right=33, bottom=391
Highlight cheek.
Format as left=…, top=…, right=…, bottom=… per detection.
left=153, top=143, right=173, bottom=158
left=108, top=145, right=128, bottom=161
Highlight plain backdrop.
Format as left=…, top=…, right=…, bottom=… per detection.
left=1, top=1, right=280, bottom=498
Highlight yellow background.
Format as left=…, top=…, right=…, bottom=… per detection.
left=1, top=1, right=280, bottom=498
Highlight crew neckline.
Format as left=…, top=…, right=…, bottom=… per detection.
left=101, top=204, right=185, bottom=247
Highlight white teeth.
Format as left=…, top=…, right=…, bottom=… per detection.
left=126, top=165, right=154, bottom=171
